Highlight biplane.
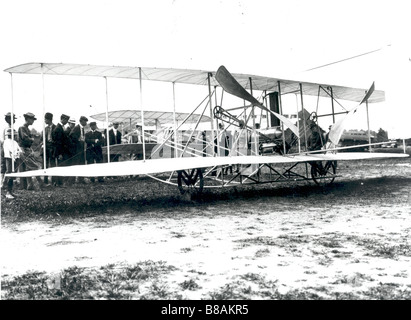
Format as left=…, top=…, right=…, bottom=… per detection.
left=3, top=62, right=408, bottom=195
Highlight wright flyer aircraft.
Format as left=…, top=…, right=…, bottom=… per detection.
left=4, top=62, right=408, bottom=195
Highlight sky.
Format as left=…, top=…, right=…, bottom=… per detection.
left=0, top=0, right=410, bottom=138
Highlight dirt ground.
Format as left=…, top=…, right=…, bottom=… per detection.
left=1, top=157, right=411, bottom=299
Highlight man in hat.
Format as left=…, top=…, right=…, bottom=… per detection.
left=18, top=112, right=46, bottom=190
left=107, top=121, right=122, bottom=162
left=53, top=114, right=70, bottom=186
left=69, top=116, right=88, bottom=183
left=42, top=112, right=57, bottom=185
left=85, top=121, right=104, bottom=182
left=67, top=118, right=76, bottom=133
left=3, top=112, right=17, bottom=140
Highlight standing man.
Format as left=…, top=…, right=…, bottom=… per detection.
left=67, top=118, right=76, bottom=133
left=128, top=124, right=143, bottom=160
left=107, top=121, right=122, bottom=162
left=69, top=115, right=88, bottom=184
left=2, top=112, right=17, bottom=140
left=2, top=128, right=22, bottom=199
left=53, top=114, right=70, bottom=186
left=64, top=118, right=77, bottom=185
left=85, top=121, right=104, bottom=183
left=1, top=112, right=17, bottom=186
left=18, top=112, right=46, bottom=190
left=43, top=112, right=57, bottom=185
left=128, top=124, right=142, bottom=144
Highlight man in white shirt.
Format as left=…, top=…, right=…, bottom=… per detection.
left=1, top=112, right=17, bottom=188
left=2, top=128, right=22, bottom=199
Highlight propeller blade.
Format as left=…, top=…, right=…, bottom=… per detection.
left=327, top=82, right=375, bottom=147
left=216, top=66, right=261, bottom=106
left=215, top=66, right=299, bottom=137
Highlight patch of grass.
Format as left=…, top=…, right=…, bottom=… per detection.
left=142, top=281, right=169, bottom=299
left=277, top=289, right=325, bottom=300
left=316, top=238, right=343, bottom=249
left=240, top=272, right=266, bottom=283
left=1, top=260, right=177, bottom=300
left=1, top=271, right=50, bottom=300
left=315, top=252, right=333, bottom=266
left=179, top=279, right=201, bottom=291
left=234, top=235, right=308, bottom=247
left=239, top=273, right=278, bottom=291
left=58, top=266, right=95, bottom=299
left=233, top=236, right=275, bottom=248
left=362, top=283, right=411, bottom=300
left=140, top=281, right=183, bottom=300
left=331, top=273, right=374, bottom=287
left=350, top=237, right=411, bottom=259
left=332, top=291, right=361, bottom=300
left=254, top=248, right=270, bottom=258
left=170, top=231, right=185, bottom=238
left=207, top=281, right=253, bottom=300
left=234, top=235, right=309, bottom=255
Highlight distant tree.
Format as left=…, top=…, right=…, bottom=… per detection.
left=376, top=128, right=388, bottom=142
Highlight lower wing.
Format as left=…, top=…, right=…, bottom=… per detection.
left=6, top=152, right=408, bottom=178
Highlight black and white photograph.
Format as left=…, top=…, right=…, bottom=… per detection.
left=1, top=0, right=410, bottom=303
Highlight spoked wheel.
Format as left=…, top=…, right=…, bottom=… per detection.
left=310, top=161, right=337, bottom=186
left=177, top=168, right=204, bottom=195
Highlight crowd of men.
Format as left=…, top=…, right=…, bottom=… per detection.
left=1, top=112, right=122, bottom=200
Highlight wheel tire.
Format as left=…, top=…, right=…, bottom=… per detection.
left=311, top=161, right=337, bottom=186
left=177, top=168, right=204, bottom=195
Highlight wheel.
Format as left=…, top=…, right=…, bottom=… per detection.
left=310, top=161, right=337, bottom=186
left=177, top=168, right=204, bottom=195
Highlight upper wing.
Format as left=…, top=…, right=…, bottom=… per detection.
left=6, top=152, right=407, bottom=178
left=4, top=63, right=385, bottom=103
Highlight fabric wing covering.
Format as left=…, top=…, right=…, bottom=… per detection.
left=4, top=63, right=385, bottom=103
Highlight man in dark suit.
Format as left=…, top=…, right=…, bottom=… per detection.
left=107, top=121, right=122, bottom=162
left=69, top=116, right=88, bottom=183
left=53, top=114, right=70, bottom=186
left=43, top=112, right=57, bottom=185
left=85, top=121, right=104, bottom=182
